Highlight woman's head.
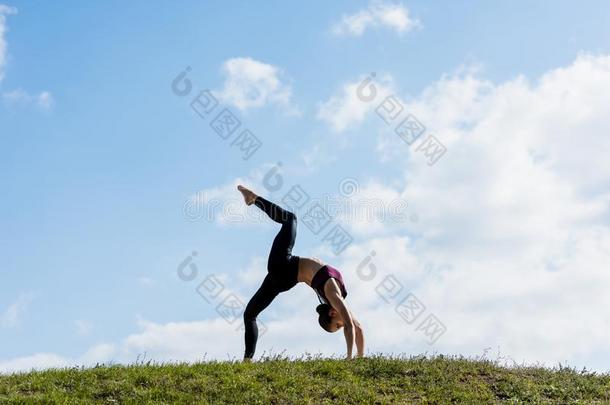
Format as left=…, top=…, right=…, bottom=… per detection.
left=316, top=304, right=344, bottom=333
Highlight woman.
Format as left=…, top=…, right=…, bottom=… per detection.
left=238, top=185, right=365, bottom=361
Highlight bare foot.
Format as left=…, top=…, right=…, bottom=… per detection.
left=237, top=185, right=257, bottom=206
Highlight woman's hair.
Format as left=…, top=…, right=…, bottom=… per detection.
left=316, top=304, right=333, bottom=332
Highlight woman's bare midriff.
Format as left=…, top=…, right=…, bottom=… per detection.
left=297, top=257, right=325, bottom=286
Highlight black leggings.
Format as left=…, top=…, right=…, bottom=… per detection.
left=243, top=196, right=299, bottom=359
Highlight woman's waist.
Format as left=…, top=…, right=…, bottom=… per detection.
left=298, top=257, right=326, bottom=284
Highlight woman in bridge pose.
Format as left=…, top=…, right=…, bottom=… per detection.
left=237, top=185, right=365, bottom=361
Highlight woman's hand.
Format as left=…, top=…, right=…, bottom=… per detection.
left=353, top=318, right=365, bottom=358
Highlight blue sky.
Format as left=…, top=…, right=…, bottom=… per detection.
left=1, top=1, right=610, bottom=372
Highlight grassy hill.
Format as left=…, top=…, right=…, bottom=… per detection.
left=1, top=355, right=608, bottom=403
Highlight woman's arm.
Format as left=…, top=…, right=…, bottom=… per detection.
left=325, top=280, right=355, bottom=359
left=353, top=318, right=365, bottom=357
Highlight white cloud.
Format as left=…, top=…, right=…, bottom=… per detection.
left=0, top=315, right=330, bottom=374
left=3, top=56, right=610, bottom=373
left=335, top=179, right=411, bottom=236
left=74, top=320, right=93, bottom=336
left=236, top=256, right=268, bottom=290
left=291, top=53, right=610, bottom=370
left=184, top=163, right=281, bottom=227
left=0, top=236, right=454, bottom=373
left=347, top=54, right=610, bottom=369
left=3, top=228, right=610, bottom=372
left=0, top=7, right=54, bottom=109
left=301, top=143, right=324, bottom=172
left=1, top=293, right=34, bottom=328
left=37, top=91, right=53, bottom=108
left=317, top=73, right=394, bottom=132
left=0, top=353, right=69, bottom=374
left=3, top=88, right=27, bottom=103
left=137, top=276, right=155, bottom=287
left=300, top=141, right=341, bottom=173
left=332, top=1, right=420, bottom=37
left=215, top=57, right=298, bottom=115
left=0, top=4, right=17, bottom=82
left=0, top=344, right=114, bottom=374
left=2, top=88, right=54, bottom=109
left=388, top=54, right=610, bottom=254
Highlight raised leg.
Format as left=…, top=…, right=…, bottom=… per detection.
left=254, top=196, right=295, bottom=224
left=255, top=196, right=297, bottom=271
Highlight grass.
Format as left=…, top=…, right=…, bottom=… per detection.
left=1, top=354, right=609, bottom=404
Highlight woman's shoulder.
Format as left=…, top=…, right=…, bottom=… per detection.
left=324, top=265, right=348, bottom=298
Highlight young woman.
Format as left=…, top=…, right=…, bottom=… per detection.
left=237, top=185, right=365, bottom=361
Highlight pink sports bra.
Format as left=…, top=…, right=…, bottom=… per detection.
left=311, top=264, right=348, bottom=304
